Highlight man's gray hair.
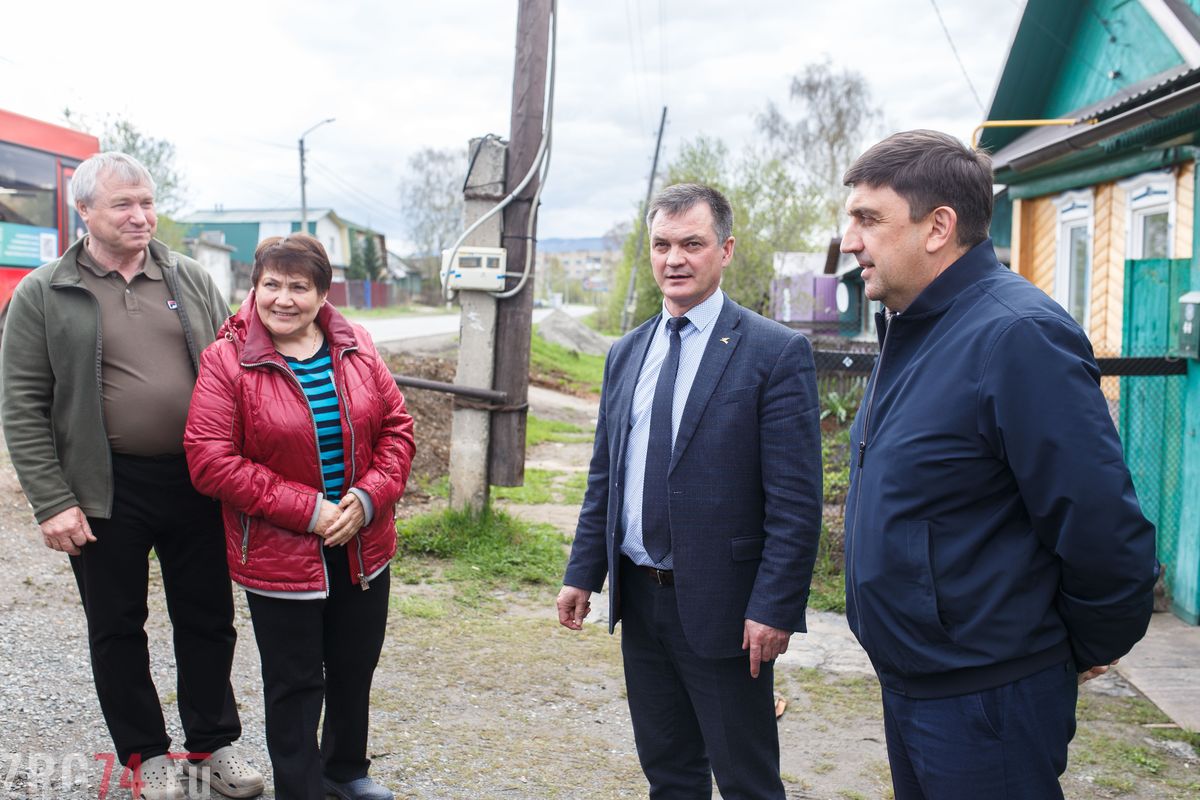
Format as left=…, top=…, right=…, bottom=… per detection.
left=646, top=183, right=734, bottom=244
left=71, top=152, right=157, bottom=207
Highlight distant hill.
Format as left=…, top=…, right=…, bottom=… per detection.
left=537, top=237, right=614, bottom=253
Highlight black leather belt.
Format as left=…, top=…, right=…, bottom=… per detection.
left=626, top=559, right=674, bottom=586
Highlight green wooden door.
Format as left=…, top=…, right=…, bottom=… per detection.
left=1120, top=258, right=1191, bottom=599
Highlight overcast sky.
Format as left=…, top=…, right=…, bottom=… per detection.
left=2, top=0, right=1025, bottom=251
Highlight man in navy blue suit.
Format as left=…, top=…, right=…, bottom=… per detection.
left=557, top=183, right=823, bottom=799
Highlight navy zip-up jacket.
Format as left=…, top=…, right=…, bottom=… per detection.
left=844, top=239, right=1157, bottom=699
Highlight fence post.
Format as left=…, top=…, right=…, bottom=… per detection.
left=1179, top=358, right=1200, bottom=624
left=1176, top=159, right=1200, bottom=625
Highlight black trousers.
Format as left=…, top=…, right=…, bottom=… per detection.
left=619, top=559, right=785, bottom=800
left=245, top=545, right=390, bottom=800
left=71, top=453, right=241, bottom=766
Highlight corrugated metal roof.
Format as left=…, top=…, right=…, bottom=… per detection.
left=991, top=64, right=1200, bottom=171
left=180, top=208, right=335, bottom=224
left=1088, top=64, right=1200, bottom=120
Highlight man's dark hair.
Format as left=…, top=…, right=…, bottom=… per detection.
left=252, top=233, right=333, bottom=294
left=646, top=183, right=734, bottom=244
left=843, top=130, right=994, bottom=248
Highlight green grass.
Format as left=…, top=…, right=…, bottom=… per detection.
left=493, top=467, right=589, bottom=506
left=529, top=333, right=606, bottom=395
left=493, top=468, right=558, bottom=504
left=807, top=524, right=846, bottom=613
left=526, top=414, right=593, bottom=446
left=394, top=595, right=448, bottom=619
left=395, top=507, right=567, bottom=587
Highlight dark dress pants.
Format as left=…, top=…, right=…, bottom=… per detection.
left=245, top=544, right=390, bottom=800
left=619, top=560, right=785, bottom=800
left=882, top=660, right=1078, bottom=800
left=70, top=453, right=241, bottom=766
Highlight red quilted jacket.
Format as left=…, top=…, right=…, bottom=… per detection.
left=184, top=298, right=415, bottom=593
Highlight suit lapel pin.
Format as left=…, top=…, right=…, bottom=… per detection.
left=720, top=337, right=730, bottom=344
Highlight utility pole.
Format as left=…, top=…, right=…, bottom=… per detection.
left=489, top=0, right=552, bottom=486
left=299, top=117, right=335, bottom=234
left=620, top=105, right=668, bottom=333
left=449, top=136, right=506, bottom=512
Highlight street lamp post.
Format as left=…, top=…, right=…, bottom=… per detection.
left=299, top=117, right=335, bottom=234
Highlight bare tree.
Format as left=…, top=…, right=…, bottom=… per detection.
left=757, top=59, right=882, bottom=235
left=398, top=147, right=464, bottom=257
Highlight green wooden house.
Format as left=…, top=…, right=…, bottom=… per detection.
left=982, top=0, right=1200, bottom=623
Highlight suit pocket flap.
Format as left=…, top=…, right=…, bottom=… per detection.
left=731, top=535, right=765, bottom=561
left=713, top=385, right=758, bottom=405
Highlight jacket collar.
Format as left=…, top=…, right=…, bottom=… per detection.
left=901, top=239, right=1002, bottom=318
left=231, top=292, right=359, bottom=364
left=50, top=237, right=176, bottom=287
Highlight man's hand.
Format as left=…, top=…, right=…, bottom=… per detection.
left=40, top=507, right=96, bottom=556
left=1079, top=659, right=1120, bottom=685
left=323, top=494, right=365, bottom=547
left=556, top=586, right=592, bottom=630
left=743, top=619, right=792, bottom=678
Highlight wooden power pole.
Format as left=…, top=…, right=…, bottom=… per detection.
left=490, top=0, right=552, bottom=486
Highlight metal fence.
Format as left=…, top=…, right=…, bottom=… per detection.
left=813, top=343, right=1187, bottom=597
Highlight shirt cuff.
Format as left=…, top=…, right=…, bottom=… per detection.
left=347, top=487, right=374, bottom=525
left=306, top=492, right=324, bottom=533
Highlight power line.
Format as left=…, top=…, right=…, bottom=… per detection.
left=302, top=168, right=408, bottom=232
left=623, top=0, right=648, bottom=134
left=306, top=159, right=407, bottom=219
left=658, top=0, right=667, bottom=112
left=928, top=0, right=986, bottom=113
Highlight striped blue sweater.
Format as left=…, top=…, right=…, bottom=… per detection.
left=283, top=340, right=345, bottom=501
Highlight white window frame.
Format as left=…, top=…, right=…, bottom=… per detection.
left=1053, top=189, right=1095, bottom=327
left=1118, top=170, right=1175, bottom=260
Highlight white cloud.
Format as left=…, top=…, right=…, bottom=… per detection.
left=0, top=0, right=1023, bottom=251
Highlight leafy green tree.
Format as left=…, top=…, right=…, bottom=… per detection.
left=608, top=135, right=819, bottom=327
left=347, top=233, right=383, bottom=281
left=63, top=110, right=188, bottom=215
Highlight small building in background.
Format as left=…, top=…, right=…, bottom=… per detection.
left=185, top=230, right=237, bottom=303
left=180, top=207, right=396, bottom=308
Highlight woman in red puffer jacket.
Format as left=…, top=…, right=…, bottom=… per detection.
left=185, top=233, right=413, bottom=800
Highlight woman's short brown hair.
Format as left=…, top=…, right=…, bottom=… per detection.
left=252, top=234, right=333, bottom=294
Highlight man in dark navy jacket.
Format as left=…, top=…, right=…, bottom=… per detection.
left=556, top=183, right=822, bottom=799
left=840, top=130, right=1157, bottom=800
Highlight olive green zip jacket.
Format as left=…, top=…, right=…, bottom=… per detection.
left=1, top=238, right=228, bottom=523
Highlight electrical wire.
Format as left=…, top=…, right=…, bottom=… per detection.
left=928, top=0, right=986, bottom=113
left=623, top=0, right=649, bottom=135
left=307, top=158, right=408, bottom=219
left=441, top=0, right=557, bottom=300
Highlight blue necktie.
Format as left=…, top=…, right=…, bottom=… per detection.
left=642, top=315, right=689, bottom=563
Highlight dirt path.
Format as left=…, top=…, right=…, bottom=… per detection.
left=1, top=384, right=1197, bottom=799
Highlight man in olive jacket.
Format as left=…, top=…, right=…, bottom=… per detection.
left=1, top=153, right=262, bottom=800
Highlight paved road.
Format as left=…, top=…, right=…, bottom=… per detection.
left=359, top=303, right=594, bottom=345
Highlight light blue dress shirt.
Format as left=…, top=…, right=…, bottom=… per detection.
left=621, top=289, right=724, bottom=568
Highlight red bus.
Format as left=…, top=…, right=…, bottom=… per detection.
left=0, top=108, right=100, bottom=318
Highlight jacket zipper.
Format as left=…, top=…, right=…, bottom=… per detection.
left=848, top=314, right=893, bottom=637
left=336, top=347, right=369, bottom=590
left=240, top=513, right=250, bottom=564
left=242, top=355, right=331, bottom=593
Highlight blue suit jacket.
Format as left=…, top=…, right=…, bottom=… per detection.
left=563, top=295, right=823, bottom=659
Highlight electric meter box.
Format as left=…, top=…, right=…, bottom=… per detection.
left=1179, top=291, right=1200, bottom=359
left=442, top=246, right=507, bottom=292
